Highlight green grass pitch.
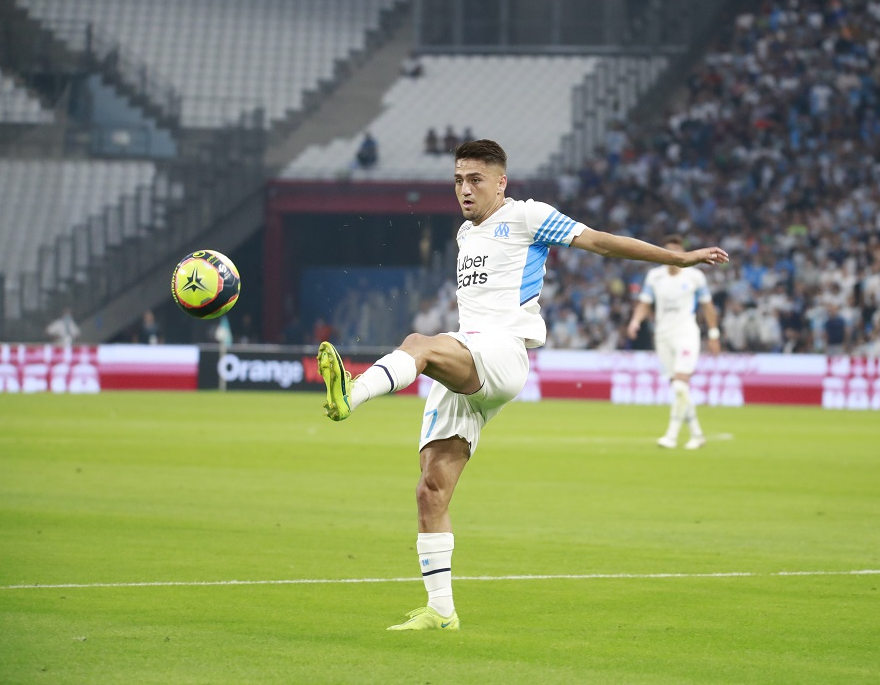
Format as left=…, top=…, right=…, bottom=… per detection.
left=1, top=391, right=879, bottom=684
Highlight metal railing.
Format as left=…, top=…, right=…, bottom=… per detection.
left=36, top=18, right=181, bottom=125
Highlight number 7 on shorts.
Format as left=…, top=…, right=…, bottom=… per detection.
left=423, top=408, right=438, bottom=440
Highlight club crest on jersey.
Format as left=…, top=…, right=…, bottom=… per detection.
left=493, top=223, right=510, bottom=239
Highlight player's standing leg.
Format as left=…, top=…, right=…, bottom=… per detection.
left=655, top=337, right=682, bottom=448
left=659, top=375, right=706, bottom=449
left=387, top=437, right=467, bottom=631
left=657, top=335, right=705, bottom=449
left=318, top=333, right=481, bottom=630
left=682, top=383, right=706, bottom=449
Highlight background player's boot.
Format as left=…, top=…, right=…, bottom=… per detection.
left=316, top=341, right=351, bottom=421
left=684, top=435, right=706, bottom=450
left=656, top=435, right=677, bottom=449
left=387, top=606, right=460, bottom=631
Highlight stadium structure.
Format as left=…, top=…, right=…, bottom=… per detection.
left=0, top=0, right=738, bottom=346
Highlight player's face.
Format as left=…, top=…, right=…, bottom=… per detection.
left=454, top=158, right=507, bottom=225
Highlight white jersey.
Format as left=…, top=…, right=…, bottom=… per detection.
left=638, top=265, right=712, bottom=339
left=455, top=197, right=585, bottom=348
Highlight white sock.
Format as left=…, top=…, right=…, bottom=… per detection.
left=349, top=349, right=418, bottom=410
left=666, top=379, right=689, bottom=439
left=417, top=532, right=455, bottom=617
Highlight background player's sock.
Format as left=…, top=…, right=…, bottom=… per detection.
left=685, top=402, right=703, bottom=437
left=665, top=379, right=690, bottom=439
left=349, top=350, right=418, bottom=410
left=417, top=532, right=455, bottom=618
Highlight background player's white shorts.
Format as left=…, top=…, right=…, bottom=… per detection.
left=418, top=331, right=529, bottom=457
left=655, top=329, right=701, bottom=378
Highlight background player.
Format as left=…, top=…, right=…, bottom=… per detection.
left=317, top=140, right=729, bottom=631
left=626, top=234, right=721, bottom=449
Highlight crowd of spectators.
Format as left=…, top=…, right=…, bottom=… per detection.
left=414, top=1, right=880, bottom=356
left=465, top=0, right=880, bottom=357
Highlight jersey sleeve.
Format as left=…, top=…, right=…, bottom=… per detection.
left=694, top=270, right=712, bottom=304
left=638, top=271, right=655, bottom=304
left=524, top=200, right=586, bottom=246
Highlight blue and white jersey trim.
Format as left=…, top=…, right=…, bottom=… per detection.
left=534, top=210, right=577, bottom=245
left=520, top=243, right=549, bottom=305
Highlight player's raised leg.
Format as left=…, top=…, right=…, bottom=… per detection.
left=316, top=341, right=352, bottom=421
left=317, top=334, right=480, bottom=421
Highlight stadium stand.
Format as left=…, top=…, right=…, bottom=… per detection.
left=1, top=0, right=407, bottom=342
left=5, top=0, right=876, bottom=358
left=0, top=69, right=53, bottom=124
left=15, top=0, right=405, bottom=127
left=282, top=54, right=668, bottom=180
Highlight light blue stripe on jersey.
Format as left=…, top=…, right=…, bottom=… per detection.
left=693, top=281, right=710, bottom=312
left=520, top=243, right=549, bottom=305
left=534, top=211, right=564, bottom=242
left=534, top=211, right=577, bottom=245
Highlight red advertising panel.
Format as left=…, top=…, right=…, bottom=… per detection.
left=526, top=351, right=880, bottom=410
left=0, top=344, right=199, bottom=393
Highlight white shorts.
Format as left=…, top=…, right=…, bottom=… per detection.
left=418, top=331, right=529, bottom=457
left=655, top=330, right=701, bottom=378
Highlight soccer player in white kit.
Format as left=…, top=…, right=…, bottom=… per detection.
left=317, top=140, right=729, bottom=630
left=626, top=235, right=722, bottom=450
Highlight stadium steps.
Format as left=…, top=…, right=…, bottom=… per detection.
left=0, top=0, right=81, bottom=111
left=0, top=0, right=180, bottom=131
left=264, top=1, right=414, bottom=170
left=79, top=25, right=182, bottom=131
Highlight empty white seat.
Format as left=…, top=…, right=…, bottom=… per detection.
left=0, top=69, right=54, bottom=124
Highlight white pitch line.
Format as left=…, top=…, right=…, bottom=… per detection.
left=488, top=432, right=736, bottom=445
left=2, top=569, right=878, bottom=591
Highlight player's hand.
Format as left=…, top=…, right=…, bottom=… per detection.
left=626, top=320, right=640, bottom=339
left=681, top=247, right=729, bottom=267
left=707, top=337, right=721, bottom=355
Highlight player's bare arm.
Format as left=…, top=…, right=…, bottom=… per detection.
left=701, top=301, right=722, bottom=355
left=570, top=228, right=729, bottom=267
left=627, top=300, right=652, bottom=339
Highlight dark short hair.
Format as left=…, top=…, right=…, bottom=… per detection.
left=454, top=139, right=507, bottom=170
left=662, top=234, right=684, bottom=247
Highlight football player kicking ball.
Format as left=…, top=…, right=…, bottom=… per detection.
left=317, top=139, right=729, bottom=630
left=626, top=234, right=722, bottom=450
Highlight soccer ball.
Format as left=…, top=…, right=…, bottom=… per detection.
left=171, top=250, right=240, bottom=319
